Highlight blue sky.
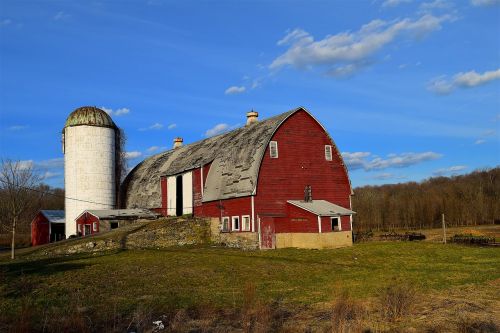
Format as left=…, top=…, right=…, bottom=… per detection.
left=0, top=0, right=499, bottom=188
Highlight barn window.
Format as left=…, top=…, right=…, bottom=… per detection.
left=269, top=141, right=278, bottom=158
left=232, top=216, right=240, bottom=231
left=331, top=217, right=341, bottom=231
left=242, top=215, right=251, bottom=231
left=92, top=222, right=97, bottom=232
left=221, top=217, right=230, bottom=232
left=325, top=145, right=332, bottom=161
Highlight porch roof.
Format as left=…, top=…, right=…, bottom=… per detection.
left=287, top=200, right=355, bottom=217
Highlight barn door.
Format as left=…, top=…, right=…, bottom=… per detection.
left=176, top=175, right=183, bottom=216
left=260, top=217, right=275, bottom=249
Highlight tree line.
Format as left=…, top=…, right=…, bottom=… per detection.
left=0, top=164, right=64, bottom=235
left=351, top=167, right=500, bottom=231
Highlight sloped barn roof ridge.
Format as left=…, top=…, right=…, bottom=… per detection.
left=121, top=107, right=302, bottom=207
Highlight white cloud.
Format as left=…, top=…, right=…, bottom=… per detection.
left=37, top=158, right=64, bottom=169
left=433, top=165, right=467, bottom=176
left=41, top=171, right=61, bottom=180
left=205, top=123, right=230, bottom=137
left=101, top=106, right=131, bottom=117
left=371, top=173, right=407, bottom=180
left=8, top=125, right=28, bottom=131
left=428, top=68, right=500, bottom=94
left=167, top=123, right=177, bottom=130
left=471, top=0, right=500, bottom=6
left=270, top=14, right=453, bottom=77
left=53, top=11, right=70, bottom=21
left=420, top=0, right=453, bottom=11
left=146, top=146, right=166, bottom=152
left=342, top=151, right=441, bottom=171
left=18, top=160, right=34, bottom=170
left=225, top=86, right=246, bottom=95
left=124, top=151, right=142, bottom=159
left=474, top=139, right=486, bottom=144
left=114, top=108, right=130, bottom=116
left=1, top=19, right=12, bottom=26
left=139, top=123, right=163, bottom=131
left=382, top=0, right=412, bottom=7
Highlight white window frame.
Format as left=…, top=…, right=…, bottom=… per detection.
left=269, top=141, right=278, bottom=158
left=92, top=222, right=98, bottom=232
left=331, top=217, right=341, bottom=231
left=232, top=216, right=240, bottom=231
left=221, top=217, right=230, bottom=232
left=242, top=215, right=251, bottom=231
left=325, top=145, right=333, bottom=161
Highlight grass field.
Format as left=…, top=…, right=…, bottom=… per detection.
left=1, top=240, right=499, bottom=332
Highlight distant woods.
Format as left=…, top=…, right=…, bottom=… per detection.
left=352, top=167, right=500, bottom=231
left=0, top=183, right=64, bottom=234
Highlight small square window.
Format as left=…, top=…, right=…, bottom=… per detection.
left=242, top=215, right=251, bottom=231
left=221, top=217, right=230, bottom=232
left=325, top=145, right=332, bottom=161
left=232, top=216, right=240, bottom=231
left=331, top=217, right=341, bottom=231
left=269, top=141, right=278, bottom=158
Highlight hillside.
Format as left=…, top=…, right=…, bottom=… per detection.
left=352, top=167, right=500, bottom=231
left=1, top=224, right=499, bottom=332
left=14, top=217, right=211, bottom=258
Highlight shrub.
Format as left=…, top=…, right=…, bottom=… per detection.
left=378, top=282, right=415, bottom=322
left=331, top=291, right=365, bottom=333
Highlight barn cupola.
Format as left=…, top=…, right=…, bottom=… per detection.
left=173, top=137, right=183, bottom=149
left=246, top=110, right=259, bottom=126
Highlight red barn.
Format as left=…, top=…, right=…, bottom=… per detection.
left=31, top=210, right=65, bottom=246
left=122, top=107, right=355, bottom=249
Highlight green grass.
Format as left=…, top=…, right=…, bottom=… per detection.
left=1, top=242, right=499, bottom=331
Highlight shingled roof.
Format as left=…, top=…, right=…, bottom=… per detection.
left=122, top=108, right=301, bottom=208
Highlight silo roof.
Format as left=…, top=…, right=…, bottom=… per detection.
left=64, top=106, right=117, bottom=129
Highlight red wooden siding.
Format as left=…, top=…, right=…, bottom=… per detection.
left=255, top=110, right=352, bottom=224
left=160, top=176, right=168, bottom=216
left=195, top=196, right=253, bottom=231
left=193, top=167, right=203, bottom=209
left=31, top=213, right=49, bottom=246
left=75, top=212, right=99, bottom=236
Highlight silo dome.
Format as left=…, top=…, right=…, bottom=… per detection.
left=63, top=106, right=119, bottom=238
left=64, top=106, right=116, bottom=129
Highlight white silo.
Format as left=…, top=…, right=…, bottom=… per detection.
left=62, top=106, right=119, bottom=237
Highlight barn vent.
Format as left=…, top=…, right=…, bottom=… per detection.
left=304, top=185, right=312, bottom=202
left=173, top=137, right=183, bottom=149
left=246, top=110, right=258, bottom=126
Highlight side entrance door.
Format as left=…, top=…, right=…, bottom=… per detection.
left=84, top=224, right=91, bottom=236
left=260, top=217, right=275, bottom=249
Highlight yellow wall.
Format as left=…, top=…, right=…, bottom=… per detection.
left=275, top=231, right=352, bottom=249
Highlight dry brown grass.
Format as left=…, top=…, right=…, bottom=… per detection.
left=378, top=281, right=416, bottom=322
left=330, top=291, right=366, bottom=333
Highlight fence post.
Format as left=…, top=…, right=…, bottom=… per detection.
left=442, top=213, right=446, bottom=244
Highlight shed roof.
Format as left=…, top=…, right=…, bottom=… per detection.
left=40, top=210, right=65, bottom=223
left=84, top=209, right=160, bottom=220
left=122, top=108, right=301, bottom=207
left=287, top=200, right=356, bottom=216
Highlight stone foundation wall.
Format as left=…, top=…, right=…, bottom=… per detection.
left=209, top=218, right=259, bottom=250
left=275, top=231, right=352, bottom=249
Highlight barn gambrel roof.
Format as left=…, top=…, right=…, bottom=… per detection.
left=122, top=107, right=351, bottom=208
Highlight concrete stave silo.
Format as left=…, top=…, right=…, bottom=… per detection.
left=62, top=106, right=119, bottom=237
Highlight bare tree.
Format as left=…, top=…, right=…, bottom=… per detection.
left=0, top=159, right=42, bottom=259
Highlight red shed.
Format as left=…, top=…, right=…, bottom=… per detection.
left=75, top=209, right=160, bottom=236
left=31, top=210, right=65, bottom=246
left=122, top=107, right=355, bottom=249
